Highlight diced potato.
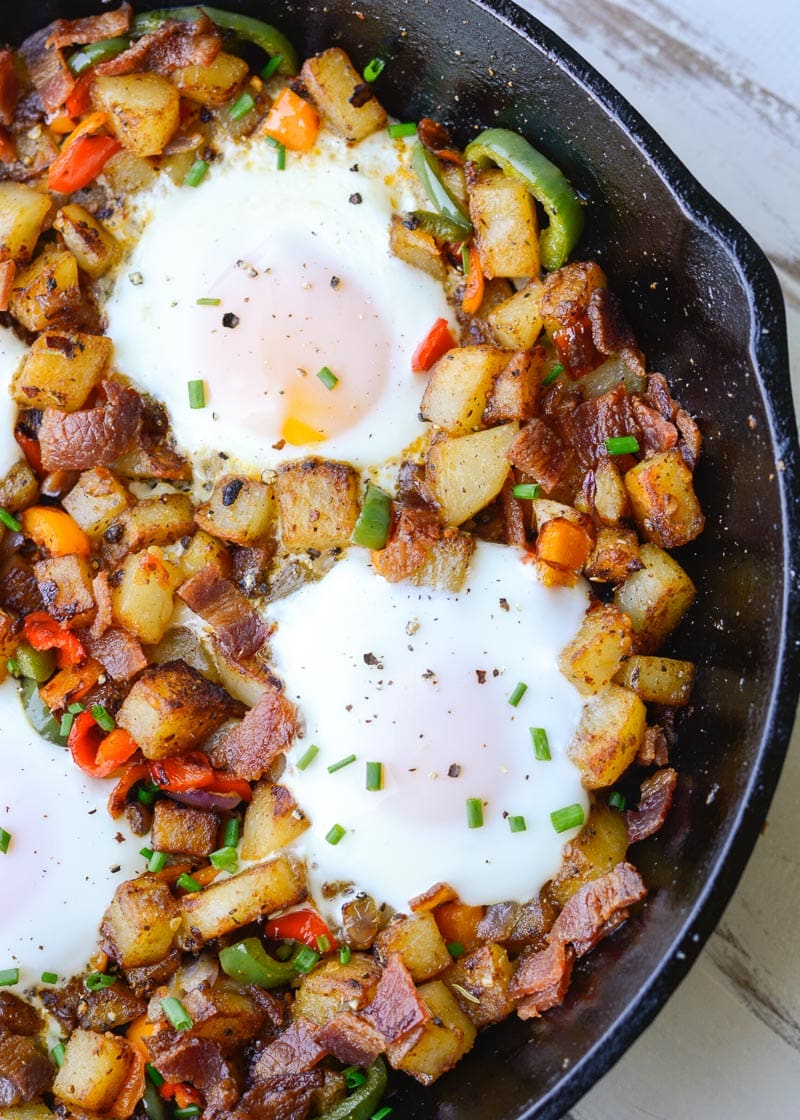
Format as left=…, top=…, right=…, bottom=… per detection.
left=568, top=682, right=646, bottom=789
left=409, top=527, right=475, bottom=592
left=11, top=332, right=112, bottom=411
left=614, top=542, right=696, bottom=652
left=530, top=498, right=585, bottom=530
left=301, top=48, right=387, bottom=142
left=624, top=448, right=705, bottom=548
left=100, top=148, right=158, bottom=193
left=292, top=955, right=382, bottom=1026
left=389, top=214, right=446, bottom=281
left=482, top=349, right=539, bottom=425
left=584, top=526, right=642, bottom=583
left=92, top=73, right=181, bottom=157
left=593, top=456, right=632, bottom=526
left=241, top=780, right=310, bottom=860
left=558, top=603, right=634, bottom=695
left=62, top=467, right=131, bottom=540
left=388, top=980, right=476, bottom=1085
left=111, top=549, right=181, bottom=645
left=0, top=1105, right=53, bottom=1120
left=151, top=800, right=219, bottom=857
left=468, top=169, right=540, bottom=279
left=0, top=460, right=39, bottom=513
left=104, top=493, right=195, bottom=560
left=116, top=658, right=234, bottom=760
left=0, top=182, right=51, bottom=264
left=614, top=654, right=695, bottom=706
left=182, top=979, right=265, bottom=1049
left=444, top=943, right=515, bottom=1027
left=8, top=248, right=81, bottom=332
left=211, top=639, right=275, bottom=707
left=548, top=803, right=630, bottom=907
left=425, top=422, right=518, bottom=526
left=52, top=1029, right=133, bottom=1113
left=34, top=554, right=95, bottom=629
left=53, top=204, right=121, bottom=279
left=179, top=529, right=232, bottom=579
left=172, top=51, right=250, bottom=106
left=487, top=279, right=544, bottom=349
left=179, top=855, right=306, bottom=949
left=100, top=875, right=179, bottom=968
left=420, top=345, right=510, bottom=435
left=195, top=474, right=274, bottom=546
left=375, top=913, right=452, bottom=983
left=276, top=458, right=360, bottom=550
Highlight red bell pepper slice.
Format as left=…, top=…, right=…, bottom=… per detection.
left=204, top=775, right=253, bottom=804
left=148, top=753, right=215, bottom=792
left=411, top=317, right=456, bottom=372
left=14, top=428, right=42, bottom=476
left=108, top=761, right=150, bottom=818
left=69, top=713, right=138, bottom=779
left=23, top=612, right=86, bottom=669
left=48, top=133, right=120, bottom=193
left=159, top=1084, right=204, bottom=1109
left=65, top=72, right=94, bottom=119
left=264, top=908, right=336, bottom=950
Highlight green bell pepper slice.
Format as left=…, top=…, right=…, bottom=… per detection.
left=16, top=642, right=55, bottom=684
left=411, top=143, right=472, bottom=236
left=407, top=209, right=469, bottom=243
left=464, top=127, right=584, bottom=270
left=317, top=1058, right=388, bottom=1120
left=19, top=677, right=67, bottom=747
left=132, top=6, right=297, bottom=75
left=67, top=36, right=131, bottom=76
left=218, top=937, right=297, bottom=988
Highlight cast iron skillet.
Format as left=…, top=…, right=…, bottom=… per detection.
left=4, top=2, right=799, bottom=1116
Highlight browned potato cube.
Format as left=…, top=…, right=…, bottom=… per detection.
left=410, top=528, right=475, bottom=592
left=12, top=331, right=112, bottom=411
left=624, top=448, right=705, bottom=547
left=100, top=148, right=158, bottom=193
left=444, top=943, right=515, bottom=1027
left=614, top=542, right=696, bottom=652
left=0, top=181, right=51, bottom=264
left=389, top=214, right=446, bottom=281
left=151, top=800, right=220, bottom=857
left=420, top=345, right=511, bottom=434
left=179, top=528, right=232, bottom=579
left=568, top=682, right=646, bottom=789
left=292, top=954, right=382, bottom=1026
left=425, top=423, right=518, bottom=526
left=53, top=204, right=121, bottom=279
left=241, top=781, right=309, bottom=860
left=558, top=603, right=634, bottom=695
left=172, top=51, right=250, bottom=106
left=62, top=466, right=131, bottom=540
left=482, top=349, right=540, bottom=424
left=182, top=979, right=266, bottom=1050
left=548, top=803, right=630, bottom=907
left=211, top=639, right=276, bottom=708
left=100, top=875, right=180, bottom=968
left=0, top=1104, right=53, bottom=1120
left=92, top=73, right=181, bottom=157
left=486, top=280, right=544, bottom=349
left=104, top=493, right=195, bottom=560
left=468, top=169, right=540, bottom=278
left=111, top=548, right=182, bottom=646
left=584, top=526, right=642, bottom=583
left=375, top=913, right=452, bottom=983
left=614, top=654, right=695, bottom=706
left=34, top=554, right=95, bottom=629
left=8, top=249, right=81, bottom=332
left=276, top=458, right=360, bottom=550
left=301, top=48, right=387, bottom=142
left=52, top=1029, right=133, bottom=1113
left=0, top=460, right=39, bottom=513
left=593, top=457, right=632, bottom=526
left=194, top=474, right=274, bottom=546
left=388, top=980, right=477, bottom=1085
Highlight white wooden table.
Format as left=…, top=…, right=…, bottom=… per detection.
left=512, top=1, right=800, bottom=1115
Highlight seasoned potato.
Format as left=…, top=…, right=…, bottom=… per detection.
left=301, top=48, right=387, bottom=142
left=614, top=654, right=695, bottom=706
left=388, top=980, right=476, bottom=1085
left=444, top=943, right=515, bottom=1027
left=110, top=549, right=181, bottom=645
left=584, top=526, right=642, bottom=583
left=468, top=169, right=540, bottom=279
left=100, top=148, right=158, bottom=193
left=242, top=780, right=309, bottom=859
left=482, top=349, right=539, bottom=425
left=62, top=466, right=132, bottom=540
left=92, top=73, right=181, bottom=157
left=548, top=803, right=630, bottom=907
left=375, top=913, right=452, bottom=983
left=211, top=639, right=275, bottom=707
left=276, top=458, right=360, bottom=550
left=179, top=528, right=232, bottom=579
left=292, top=954, right=382, bottom=1026
left=12, top=332, right=112, bottom=412
left=52, top=1029, right=133, bottom=1113
left=172, top=51, right=250, bottom=106
left=409, top=527, right=475, bottom=592
left=151, top=800, right=220, bottom=857
left=100, top=875, right=179, bottom=968
left=182, top=979, right=266, bottom=1049
left=0, top=460, right=39, bottom=513
left=389, top=214, right=446, bottom=281
left=558, top=603, right=634, bottom=695
left=0, top=1105, right=53, bottom=1120
left=53, top=204, right=121, bottom=279
left=486, top=279, right=544, bottom=349
left=195, top=474, right=274, bottom=546
left=425, top=422, right=518, bottom=526
left=104, top=493, right=195, bottom=560
left=8, top=248, right=81, bottom=332
left=614, top=542, right=696, bottom=651
left=420, top=345, right=510, bottom=434
left=593, top=457, right=632, bottom=526
left=34, top=554, right=95, bottom=628
left=624, top=448, right=705, bottom=548
left=530, top=498, right=586, bottom=531
left=0, top=181, right=51, bottom=264
left=568, top=682, right=646, bottom=789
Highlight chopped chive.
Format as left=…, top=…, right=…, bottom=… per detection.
left=188, top=379, right=206, bottom=409
left=508, top=814, right=527, bottom=833
left=328, top=754, right=356, bottom=774
left=466, top=797, right=484, bottom=829
left=388, top=121, right=417, bottom=139
left=508, top=681, right=528, bottom=707
left=137, top=787, right=157, bottom=806
left=177, top=872, right=202, bottom=893
left=146, top=1063, right=165, bottom=1088
left=352, top=483, right=392, bottom=549
left=67, top=702, right=84, bottom=714
left=0, top=508, right=21, bottom=532
left=530, top=727, right=551, bottom=761
left=0, top=968, right=19, bottom=986
left=274, top=141, right=287, bottom=170
left=41, top=971, right=58, bottom=984
left=223, top=818, right=240, bottom=849
left=447, top=941, right=465, bottom=958
left=372, top=1108, right=393, bottom=1120
left=59, top=712, right=75, bottom=737
left=0, top=828, right=10, bottom=854
left=294, top=945, right=320, bottom=973
left=296, top=744, right=319, bottom=771
left=339, top=945, right=351, bottom=964
left=344, top=1066, right=367, bottom=1089
left=609, top=791, right=627, bottom=812
left=541, top=363, right=564, bottom=387
left=148, top=850, right=167, bottom=873
left=174, top=1107, right=201, bottom=1119
left=139, top=846, right=153, bottom=861
left=513, top=483, right=540, bottom=500
left=316, top=934, right=331, bottom=954
left=6, top=657, right=20, bottom=677
left=210, top=846, right=238, bottom=874
left=91, top=704, right=115, bottom=732
left=363, top=57, right=386, bottom=82
left=229, top=91, right=255, bottom=120
left=85, top=971, right=116, bottom=991
left=196, top=297, right=221, bottom=306
left=326, top=823, right=346, bottom=845
left=365, top=761, right=383, bottom=791
left=51, top=1042, right=66, bottom=1067
left=161, top=996, right=192, bottom=1031
left=461, top=243, right=470, bottom=275
left=260, top=54, right=283, bottom=79
left=605, top=435, right=640, bottom=456
left=185, top=158, right=209, bottom=187
left=317, top=365, right=339, bottom=390
left=551, top=803, right=585, bottom=834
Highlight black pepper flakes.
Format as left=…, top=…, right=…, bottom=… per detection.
left=499, top=598, right=510, bottom=612
left=349, top=192, right=363, bottom=205
left=104, top=523, right=123, bottom=543
left=330, top=276, right=341, bottom=289
left=349, top=82, right=373, bottom=108
left=448, top=764, right=461, bottom=778
left=222, top=312, right=240, bottom=329
left=475, top=670, right=486, bottom=684
left=221, top=478, right=244, bottom=506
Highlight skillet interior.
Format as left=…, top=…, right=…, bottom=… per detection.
left=3, top=2, right=799, bottom=1116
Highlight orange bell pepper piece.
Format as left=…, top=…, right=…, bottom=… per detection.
left=68, top=713, right=139, bottom=779
left=263, top=87, right=319, bottom=151
left=20, top=506, right=91, bottom=558
left=48, top=133, right=120, bottom=193
left=536, top=516, right=593, bottom=573
left=411, top=317, right=456, bottom=372
left=461, top=243, right=485, bottom=316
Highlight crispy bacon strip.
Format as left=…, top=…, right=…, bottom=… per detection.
left=222, top=684, right=298, bottom=782
left=362, top=953, right=431, bottom=1045
left=370, top=505, right=441, bottom=583
left=0, top=51, right=20, bottom=128
left=38, top=382, right=143, bottom=471
left=155, top=1037, right=241, bottom=1115
left=232, top=1072, right=322, bottom=1120
left=250, top=1018, right=325, bottom=1083
left=317, top=1012, right=385, bottom=1068
left=84, top=627, right=148, bottom=683
left=45, top=4, right=132, bottom=49
left=19, top=26, right=75, bottom=116
left=625, top=768, right=678, bottom=845
left=0, top=1034, right=54, bottom=1107
left=94, top=14, right=221, bottom=77
left=550, top=861, right=647, bottom=958
left=587, top=286, right=645, bottom=376
left=507, top=418, right=574, bottom=492
left=511, top=941, right=575, bottom=1020
left=556, top=383, right=638, bottom=470
left=178, top=564, right=269, bottom=660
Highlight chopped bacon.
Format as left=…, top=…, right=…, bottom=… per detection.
left=511, top=941, right=575, bottom=1020
left=38, top=382, right=143, bottom=471
left=645, top=372, right=677, bottom=421
left=625, top=768, right=677, bottom=845
left=507, top=418, right=574, bottom=492
left=19, top=26, right=75, bottom=116
left=556, top=383, right=638, bottom=470
left=587, top=287, right=645, bottom=376
left=370, top=505, right=440, bottom=583
left=0, top=1035, right=54, bottom=1107
left=95, top=14, right=221, bottom=78
left=0, top=51, right=20, bottom=128
left=501, top=476, right=527, bottom=547
left=550, top=862, right=647, bottom=958
left=222, top=684, right=298, bottom=782
left=155, top=1037, right=240, bottom=1115
left=637, top=723, right=670, bottom=767
left=232, top=1072, right=322, bottom=1120
left=250, top=1019, right=325, bottom=1083
left=417, top=116, right=462, bottom=162
left=46, top=4, right=132, bottom=49
left=676, top=408, right=702, bottom=468
left=90, top=571, right=113, bottom=639
left=84, top=627, right=147, bottom=682
left=0, top=261, right=16, bottom=313
left=362, top=953, right=431, bottom=1045
left=0, top=993, right=43, bottom=1038
left=632, top=398, right=678, bottom=454
left=178, top=564, right=269, bottom=660
left=317, top=1011, right=385, bottom=1067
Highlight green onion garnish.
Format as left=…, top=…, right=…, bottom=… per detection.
left=85, top=972, right=116, bottom=991
left=365, top=761, right=383, bottom=791
left=59, top=712, right=75, bottom=737
left=388, top=121, right=417, bottom=139
left=139, top=846, right=153, bottom=861
left=363, top=57, right=385, bottom=82
left=513, top=483, right=540, bottom=500
left=276, top=144, right=287, bottom=170
left=210, top=846, right=238, bottom=874
left=344, top=1066, right=367, bottom=1089
left=550, top=803, right=585, bottom=834
left=174, top=1108, right=202, bottom=1120
left=447, top=941, right=465, bottom=958
left=326, top=823, right=346, bottom=845
left=317, top=365, right=339, bottom=390
left=293, top=945, right=320, bottom=973
left=91, top=704, right=114, bottom=732
left=0, top=508, right=21, bottom=532
left=466, top=798, right=484, bottom=829
left=0, top=968, right=19, bottom=985
left=185, top=159, right=209, bottom=187
left=41, top=971, right=58, bottom=984
left=508, top=814, right=527, bottom=833
left=541, top=363, right=564, bottom=388
left=352, top=483, right=392, bottom=550
left=530, top=727, right=551, bottom=761
left=328, top=754, right=356, bottom=774
left=0, top=828, right=10, bottom=854
left=372, top=1108, right=393, bottom=1120
left=51, top=1042, right=66, bottom=1067
left=296, top=744, right=319, bottom=771
left=339, top=945, right=351, bottom=964
left=188, top=379, right=206, bottom=409
left=508, top=681, right=528, bottom=707
left=196, top=297, right=221, bottom=306
left=148, top=850, right=167, bottom=873
left=224, top=818, right=240, bottom=848
left=609, top=791, right=627, bottom=812
left=316, top=934, right=331, bottom=954
left=68, top=702, right=84, bottom=714
left=605, top=435, right=640, bottom=456
left=177, top=872, right=202, bottom=893
left=146, top=1063, right=165, bottom=1087
left=260, top=54, right=283, bottom=80
left=6, top=657, right=20, bottom=677
left=229, top=91, right=256, bottom=120
left=161, top=996, right=193, bottom=1031
left=137, top=786, right=157, bottom=806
